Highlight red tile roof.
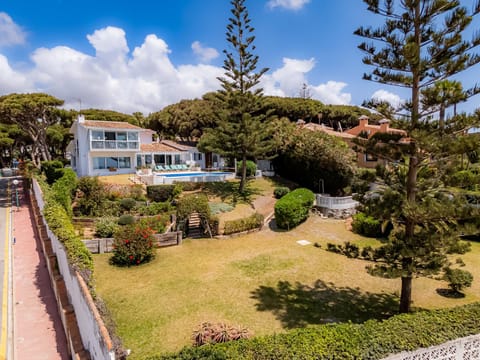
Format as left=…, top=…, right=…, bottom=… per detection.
left=301, top=122, right=356, bottom=139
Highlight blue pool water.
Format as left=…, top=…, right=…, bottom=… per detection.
left=159, top=171, right=231, bottom=178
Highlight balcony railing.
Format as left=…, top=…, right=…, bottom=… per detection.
left=91, top=140, right=139, bottom=150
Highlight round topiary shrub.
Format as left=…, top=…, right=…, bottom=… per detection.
left=120, top=197, right=137, bottom=212
left=110, top=223, right=156, bottom=266
left=95, top=217, right=119, bottom=238
left=274, top=186, right=290, bottom=199
left=444, top=268, right=473, bottom=294
left=118, top=214, right=135, bottom=226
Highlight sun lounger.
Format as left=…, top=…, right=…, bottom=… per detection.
left=154, top=165, right=165, bottom=171
left=164, top=165, right=172, bottom=171
left=180, top=164, right=188, bottom=170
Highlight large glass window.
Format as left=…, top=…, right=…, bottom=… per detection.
left=154, top=154, right=165, bottom=165
left=174, top=154, right=181, bottom=164
left=136, top=155, right=142, bottom=167
left=128, top=132, right=138, bottom=141
left=93, top=157, right=132, bottom=170
left=90, top=130, right=139, bottom=149
left=105, top=132, right=116, bottom=140
left=145, top=155, right=152, bottom=165
left=92, top=130, right=104, bottom=140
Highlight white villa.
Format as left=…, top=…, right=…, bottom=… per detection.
left=67, top=115, right=225, bottom=177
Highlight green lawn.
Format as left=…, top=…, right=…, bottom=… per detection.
left=93, top=216, right=480, bottom=359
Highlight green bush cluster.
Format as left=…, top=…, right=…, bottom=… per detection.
left=75, top=176, right=109, bottom=217
left=41, top=160, right=65, bottom=185
left=274, top=188, right=314, bottom=230
left=351, top=212, right=383, bottom=238
left=176, top=193, right=211, bottom=221
left=155, top=302, right=480, bottom=360
left=118, top=214, right=135, bottom=226
left=448, top=169, right=480, bottom=190
left=273, top=187, right=290, bottom=199
left=443, top=268, right=474, bottom=293
left=39, top=174, right=93, bottom=278
left=50, top=168, right=77, bottom=217
left=120, top=197, right=137, bottom=212
left=236, top=160, right=257, bottom=177
left=137, top=201, right=172, bottom=216
left=223, top=213, right=264, bottom=235
left=147, top=185, right=181, bottom=202
left=95, top=217, right=119, bottom=238
left=110, top=223, right=156, bottom=267
left=138, top=215, right=168, bottom=234
left=175, top=182, right=204, bottom=192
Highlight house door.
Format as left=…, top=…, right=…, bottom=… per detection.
left=205, top=152, right=213, bottom=169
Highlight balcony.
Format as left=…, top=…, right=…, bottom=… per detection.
left=91, top=140, right=139, bottom=150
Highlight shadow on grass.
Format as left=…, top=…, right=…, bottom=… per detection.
left=251, top=279, right=399, bottom=329
left=436, top=288, right=466, bottom=298
left=203, top=180, right=263, bottom=204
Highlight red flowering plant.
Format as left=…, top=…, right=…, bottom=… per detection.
left=110, top=222, right=156, bottom=267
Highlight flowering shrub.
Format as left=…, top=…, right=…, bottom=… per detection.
left=110, top=223, right=156, bottom=266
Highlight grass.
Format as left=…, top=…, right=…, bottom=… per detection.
left=93, top=216, right=480, bottom=359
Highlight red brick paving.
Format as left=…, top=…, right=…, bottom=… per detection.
left=12, top=185, right=69, bottom=360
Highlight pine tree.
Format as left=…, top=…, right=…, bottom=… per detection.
left=355, top=0, right=480, bottom=313
left=198, top=0, right=275, bottom=193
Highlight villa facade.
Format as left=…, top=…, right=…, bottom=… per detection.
left=67, top=115, right=224, bottom=177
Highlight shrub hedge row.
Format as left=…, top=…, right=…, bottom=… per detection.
left=154, top=302, right=480, bottom=360
left=39, top=174, right=93, bottom=278
left=274, top=188, right=314, bottom=230
left=223, top=212, right=264, bottom=235
left=147, top=184, right=181, bottom=202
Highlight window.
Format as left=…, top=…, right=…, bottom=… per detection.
left=145, top=155, right=152, bottom=165
left=93, top=157, right=132, bottom=170
left=174, top=154, right=181, bottom=164
left=90, top=130, right=139, bottom=150
left=92, top=130, right=103, bottom=140
left=194, top=153, right=203, bottom=161
left=128, top=132, right=138, bottom=141
left=105, top=132, right=116, bottom=141
left=136, top=155, right=142, bottom=167
left=154, top=154, right=165, bottom=165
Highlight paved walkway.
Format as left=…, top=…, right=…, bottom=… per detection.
left=12, top=178, right=69, bottom=360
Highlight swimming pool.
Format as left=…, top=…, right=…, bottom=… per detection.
left=154, top=171, right=235, bottom=184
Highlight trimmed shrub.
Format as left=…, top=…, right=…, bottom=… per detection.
left=110, top=223, right=155, bottom=266
left=443, top=268, right=473, bottom=293
left=120, top=197, right=137, bottom=212
left=351, top=212, right=382, bottom=238
left=273, top=187, right=290, bottom=199
left=51, top=168, right=77, bottom=217
left=118, top=214, right=135, bottom=226
left=95, top=217, right=119, bottom=238
left=274, top=188, right=314, bottom=230
left=41, top=160, right=64, bottom=185
left=192, top=322, right=252, bottom=347
left=137, top=201, right=172, bottom=216
left=236, top=160, right=257, bottom=177
left=223, top=213, right=264, bottom=235
left=176, top=182, right=204, bottom=192
left=147, top=185, right=178, bottom=202
left=157, top=302, right=480, bottom=360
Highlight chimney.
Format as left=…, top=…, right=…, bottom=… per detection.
left=78, top=114, right=85, bottom=123
left=379, top=118, right=390, bottom=132
left=358, top=115, right=369, bottom=128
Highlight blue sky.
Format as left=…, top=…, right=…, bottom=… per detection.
left=0, top=0, right=479, bottom=115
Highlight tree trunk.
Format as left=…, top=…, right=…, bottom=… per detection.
left=239, top=154, right=247, bottom=193
left=399, top=275, right=413, bottom=313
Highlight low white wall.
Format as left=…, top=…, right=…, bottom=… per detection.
left=33, top=180, right=115, bottom=360
left=383, top=333, right=480, bottom=360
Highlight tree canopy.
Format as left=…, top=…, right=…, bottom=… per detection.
left=355, top=0, right=480, bottom=313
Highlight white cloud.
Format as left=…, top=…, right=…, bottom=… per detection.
left=371, top=89, right=403, bottom=108
left=0, top=12, right=26, bottom=47
left=191, top=41, right=219, bottom=63
left=0, top=26, right=351, bottom=113
left=310, top=81, right=351, bottom=105
left=0, top=55, right=32, bottom=92
left=267, top=0, right=310, bottom=10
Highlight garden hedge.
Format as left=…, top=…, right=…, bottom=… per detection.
left=223, top=212, right=264, bottom=235
left=39, top=174, right=93, bottom=278
left=154, top=302, right=480, bottom=359
left=147, top=184, right=181, bottom=202
left=351, top=212, right=383, bottom=238
left=274, top=188, right=314, bottom=230
left=236, top=160, right=257, bottom=177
